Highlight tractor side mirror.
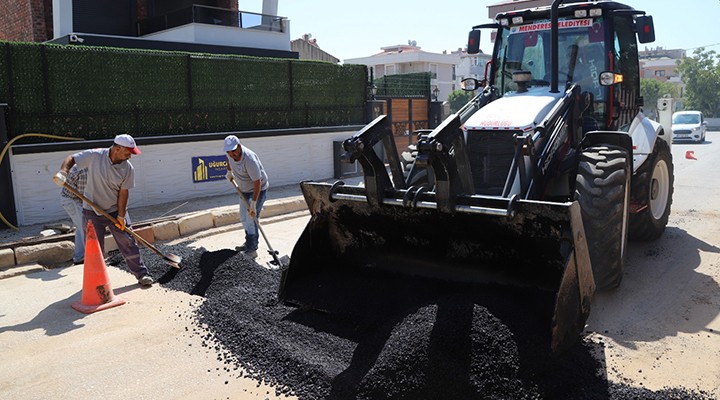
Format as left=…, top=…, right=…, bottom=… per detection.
left=461, top=78, right=481, bottom=91
left=636, top=16, right=655, bottom=43
left=468, top=30, right=481, bottom=54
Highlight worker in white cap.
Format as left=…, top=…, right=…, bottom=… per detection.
left=53, top=134, right=153, bottom=286
left=223, top=134, right=269, bottom=259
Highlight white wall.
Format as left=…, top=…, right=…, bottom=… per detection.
left=707, top=118, right=720, bottom=130
left=10, top=130, right=356, bottom=225
left=52, top=0, right=73, bottom=39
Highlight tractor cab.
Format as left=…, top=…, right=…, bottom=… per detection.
left=469, top=1, right=656, bottom=132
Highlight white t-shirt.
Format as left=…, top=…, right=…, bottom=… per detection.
left=227, top=146, right=269, bottom=193
left=73, top=148, right=135, bottom=214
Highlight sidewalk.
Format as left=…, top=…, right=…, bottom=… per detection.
left=0, top=176, right=363, bottom=275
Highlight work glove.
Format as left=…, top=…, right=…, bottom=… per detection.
left=52, top=170, right=67, bottom=187
left=225, top=171, right=234, bottom=182
left=248, top=200, right=257, bottom=218
left=115, top=216, right=126, bottom=231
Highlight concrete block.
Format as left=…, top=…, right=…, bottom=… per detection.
left=133, top=225, right=155, bottom=244
left=0, top=264, right=44, bottom=280
left=104, top=234, right=118, bottom=254
left=213, top=207, right=239, bottom=227
left=281, top=197, right=307, bottom=215
left=0, top=248, right=15, bottom=268
left=153, top=221, right=180, bottom=241
left=15, top=241, right=73, bottom=265
left=262, top=202, right=282, bottom=218
left=178, top=212, right=214, bottom=237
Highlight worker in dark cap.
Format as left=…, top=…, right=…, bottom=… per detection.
left=53, top=134, right=153, bottom=287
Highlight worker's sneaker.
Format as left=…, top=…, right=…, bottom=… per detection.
left=242, top=249, right=258, bottom=259
left=235, top=245, right=247, bottom=252
left=138, top=274, right=154, bottom=287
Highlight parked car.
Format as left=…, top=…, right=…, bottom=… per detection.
left=672, top=111, right=707, bottom=143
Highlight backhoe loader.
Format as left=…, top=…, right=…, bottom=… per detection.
left=279, top=0, right=673, bottom=351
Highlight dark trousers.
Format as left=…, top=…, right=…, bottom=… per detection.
left=82, top=209, right=148, bottom=279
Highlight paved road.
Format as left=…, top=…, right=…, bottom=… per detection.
left=585, top=132, right=720, bottom=395
left=1, top=133, right=719, bottom=398
left=0, top=215, right=305, bottom=399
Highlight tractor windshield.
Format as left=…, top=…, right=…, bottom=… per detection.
left=494, top=18, right=607, bottom=102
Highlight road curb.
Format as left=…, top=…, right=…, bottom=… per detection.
left=0, top=195, right=307, bottom=276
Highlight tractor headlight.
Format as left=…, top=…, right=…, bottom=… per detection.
left=600, top=72, right=623, bottom=86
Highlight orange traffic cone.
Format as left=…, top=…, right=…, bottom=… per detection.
left=686, top=150, right=697, bottom=160
left=71, top=220, right=126, bottom=314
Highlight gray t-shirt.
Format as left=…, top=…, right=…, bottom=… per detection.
left=227, top=146, right=269, bottom=193
left=73, top=148, right=135, bottom=214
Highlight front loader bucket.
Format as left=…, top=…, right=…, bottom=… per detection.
left=279, top=181, right=595, bottom=352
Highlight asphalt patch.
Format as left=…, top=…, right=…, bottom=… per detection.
left=117, top=245, right=714, bottom=400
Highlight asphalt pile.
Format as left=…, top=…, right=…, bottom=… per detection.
left=120, top=246, right=713, bottom=400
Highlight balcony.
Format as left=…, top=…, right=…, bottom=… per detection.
left=138, top=5, right=286, bottom=36
left=137, top=5, right=290, bottom=52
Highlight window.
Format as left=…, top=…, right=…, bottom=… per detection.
left=386, top=64, right=396, bottom=75
left=430, top=63, right=438, bottom=79
left=654, top=70, right=665, bottom=77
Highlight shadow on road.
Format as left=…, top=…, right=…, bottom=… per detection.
left=588, top=225, right=720, bottom=347
left=0, top=291, right=86, bottom=336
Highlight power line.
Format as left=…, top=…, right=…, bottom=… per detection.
left=685, top=42, right=720, bottom=51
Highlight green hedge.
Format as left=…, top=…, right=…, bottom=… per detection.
left=0, top=42, right=368, bottom=142
left=375, top=72, right=431, bottom=97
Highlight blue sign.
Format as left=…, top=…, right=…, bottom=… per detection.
left=192, top=156, right=227, bottom=183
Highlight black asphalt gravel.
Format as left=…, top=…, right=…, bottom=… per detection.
left=113, top=245, right=714, bottom=400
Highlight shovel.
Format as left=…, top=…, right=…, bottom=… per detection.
left=229, top=178, right=290, bottom=269
left=59, top=181, right=181, bottom=269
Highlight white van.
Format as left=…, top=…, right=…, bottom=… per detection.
left=672, top=111, right=707, bottom=143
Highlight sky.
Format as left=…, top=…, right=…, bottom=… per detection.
left=255, top=0, right=720, bottom=63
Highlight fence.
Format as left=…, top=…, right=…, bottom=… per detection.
left=0, top=41, right=368, bottom=142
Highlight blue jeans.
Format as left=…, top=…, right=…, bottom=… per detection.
left=82, top=209, right=148, bottom=279
left=62, top=198, right=85, bottom=263
left=238, top=190, right=267, bottom=251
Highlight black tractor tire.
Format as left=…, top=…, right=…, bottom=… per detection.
left=629, top=138, right=674, bottom=241
left=575, top=145, right=631, bottom=290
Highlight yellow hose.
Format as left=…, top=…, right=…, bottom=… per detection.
left=0, top=133, right=84, bottom=230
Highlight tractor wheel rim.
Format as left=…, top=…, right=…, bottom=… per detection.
left=650, top=159, right=669, bottom=220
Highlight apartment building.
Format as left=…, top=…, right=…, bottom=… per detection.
left=0, top=0, right=296, bottom=58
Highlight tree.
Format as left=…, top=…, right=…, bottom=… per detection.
left=640, top=78, right=679, bottom=119
left=676, top=48, right=720, bottom=117
left=447, top=90, right=474, bottom=113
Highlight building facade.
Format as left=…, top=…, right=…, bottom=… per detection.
left=639, top=46, right=685, bottom=96
left=455, top=49, right=493, bottom=89
left=0, top=0, right=295, bottom=58
left=0, top=0, right=53, bottom=42
left=345, top=42, right=461, bottom=101
left=291, top=33, right=339, bottom=63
